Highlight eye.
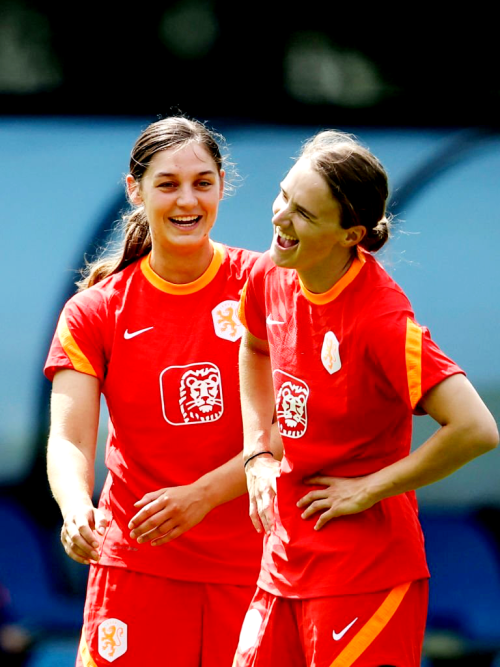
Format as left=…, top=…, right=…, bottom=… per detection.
left=197, top=179, right=213, bottom=188
left=158, top=181, right=177, bottom=189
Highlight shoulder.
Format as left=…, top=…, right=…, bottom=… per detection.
left=359, top=251, right=413, bottom=314
left=218, top=244, right=263, bottom=281
left=65, top=261, right=140, bottom=316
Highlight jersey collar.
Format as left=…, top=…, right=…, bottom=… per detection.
left=299, top=247, right=367, bottom=305
left=140, top=241, right=226, bottom=295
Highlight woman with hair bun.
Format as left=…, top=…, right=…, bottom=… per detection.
left=44, top=116, right=278, bottom=667
left=235, top=130, right=498, bottom=667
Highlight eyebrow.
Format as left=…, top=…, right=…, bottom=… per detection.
left=154, top=170, right=217, bottom=178
left=280, top=185, right=318, bottom=220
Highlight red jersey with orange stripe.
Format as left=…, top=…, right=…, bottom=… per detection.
left=239, top=248, right=464, bottom=598
left=44, top=242, right=263, bottom=585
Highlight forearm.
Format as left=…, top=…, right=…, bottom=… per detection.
left=239, top=332, right=276, bottom=458
left=47, top=436, right=96, bottom=517
left=366, top=421, right=497, bottom=504
left=365, top=375, right=499, bottom=505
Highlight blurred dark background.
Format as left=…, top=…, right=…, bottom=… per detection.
left=1, top=0, right=499, bottom=128
left=1, top=2, right=499, bottom=666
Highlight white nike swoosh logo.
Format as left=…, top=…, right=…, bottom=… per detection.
left=266, top=314, right=285, bottom=325
left=124, top=327, right=154, bottom=339
left=332, top=617, right=358, bottom=641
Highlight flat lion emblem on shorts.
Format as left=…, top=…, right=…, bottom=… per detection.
left=212, top=300, right=244, bottom=341
left=160, top=362, right=224, bottom=425
left=98, top=618, right=127, bottom=662
left=321, top=331, right=341, bottom=374
left=273, top=369, right=309, bottom=439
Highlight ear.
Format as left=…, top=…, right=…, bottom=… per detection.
left=341, top=225, right=366, bottom=248
left=126, top=174, right=142, bottom=205
left=218, top=169, right=225, bottom=200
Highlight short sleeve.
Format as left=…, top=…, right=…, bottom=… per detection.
left=366, top=289, right=464, bottom=414
left=44, top=288, right=108, bottom=383
left=237, top=253, right=270, bottom=341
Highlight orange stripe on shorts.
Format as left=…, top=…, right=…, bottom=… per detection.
left=79, top=631, right=98, bottom=667
left=329, top=581, right=412, bottom=667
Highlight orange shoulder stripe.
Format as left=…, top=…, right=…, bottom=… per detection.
left=238, top=279, right=249, bottom=330
left=405, top=318, right=423, bottom=409
left=330, top=581, right=412, bottom=667
left=79, top=631, right=98, bottom=667
left=57, top=311, right=97, bottom=377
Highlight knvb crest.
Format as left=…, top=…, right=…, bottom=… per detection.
left=273, top=370, right=309, bottom=439
left=212, top=300, right=244, bottom=341
left=98, top=618, right=127, bottom=662
left=160, top=362, right=224, bottom=425
left=321, top=331, right=341, bottom=374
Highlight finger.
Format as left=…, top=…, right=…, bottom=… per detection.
left=62, top=533, right=99, bottom=563
left=94, top=510, right=108, bottom=536
left=296, top=490, right=325, bottom=508
left=133, top=489, right=164, bottom=508
left=258, top=491, right=275, bottom=534
left=249, top=498, right=263, bottom=533
left=314, top=508, right=337, bottom=531
left=303, top=475, right=334, bottom=486
left=64, top=524, right=100, bottom=554
left=129, top=501, right=165, bottom=531
left=136, top=520, right=173, bottom=544
left=300, top=499, right=331, bottom=520
left=151, top=527, right=181, bottom=546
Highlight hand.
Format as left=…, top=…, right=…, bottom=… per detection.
left=245, top=455, right=280, bottom=534
left=60, top=505, right=108, bottom=565
left=297, top=474, right=376, bottom=530
left=128, top=484, right=212, bottom=546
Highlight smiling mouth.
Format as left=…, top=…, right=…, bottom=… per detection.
left=169, top=215, right=202, bottom=227
left=276, top=230, right=299, bottom=249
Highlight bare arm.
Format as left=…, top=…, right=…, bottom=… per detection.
left=298, top=374, right=499, bottom=529
left=47, top=369, right=106, bottom=564
left=239, top=329, right=282, bottom=533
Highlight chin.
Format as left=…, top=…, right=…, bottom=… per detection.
left=270, top=243, right=295, bottom=269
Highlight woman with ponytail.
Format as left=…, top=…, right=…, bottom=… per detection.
left=235, top=130, right=498, bottom=667
left=44, top=116, right=278, bottom=667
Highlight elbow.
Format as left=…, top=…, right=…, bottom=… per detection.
left=467, top=417, right=499, bottom=456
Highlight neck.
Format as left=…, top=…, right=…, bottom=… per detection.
left=149, top=241, right=214, bottom=284
left=298, top=250, right=355, bottom=294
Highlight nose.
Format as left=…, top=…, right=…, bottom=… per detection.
left=272, top=200, right=290, bottom=227
left=177, top=185, right=197, bottom=208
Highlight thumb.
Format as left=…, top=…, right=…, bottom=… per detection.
left=94, top=509, right=108, bottom=535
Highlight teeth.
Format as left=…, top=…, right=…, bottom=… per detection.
left=277, top=229, right=297, bottom=242
left=171, top=216, right=199, bottom=222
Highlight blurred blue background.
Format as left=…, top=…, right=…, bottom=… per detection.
left=1, top=2, right=499, bottom=665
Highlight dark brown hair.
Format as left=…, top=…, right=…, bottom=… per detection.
left=77, top=116, right=227, bottom=290
left=300, top=130, right=391, bottom=252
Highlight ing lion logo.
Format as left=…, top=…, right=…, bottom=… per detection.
left=212, top=300, right=244, bottom=341
left=160, top=362, right=224, bottom=425
left=273, top=370, right=309, bottom=439
left=179, top=365, right=223, bottom=423
left=98, top=618, right=127, bottom=662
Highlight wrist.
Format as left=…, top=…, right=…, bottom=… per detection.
left=243, top=450, right=275, bottom=469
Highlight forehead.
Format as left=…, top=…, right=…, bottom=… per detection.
left=284, top=158, right=340, bottom=214
left=147, top=142, right=218, bottom=176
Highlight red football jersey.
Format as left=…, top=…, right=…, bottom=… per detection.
left=239, top=248, right=464, bottom=598
left=45, top=242, right=263, bottom=585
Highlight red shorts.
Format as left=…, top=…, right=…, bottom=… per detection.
left=233, top=579, right=428, bottom=667
left=76, top=564, right=255, bottom=667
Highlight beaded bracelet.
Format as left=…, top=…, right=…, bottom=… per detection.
left=243, top=450, right=275, bottom=469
